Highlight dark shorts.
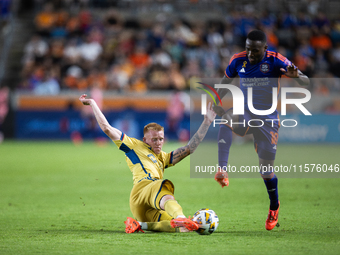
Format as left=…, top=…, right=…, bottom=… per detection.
left=228, top=110, right=280, bottom=160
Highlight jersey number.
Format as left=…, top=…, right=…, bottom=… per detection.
left=270, top=132, right=278, bottom=145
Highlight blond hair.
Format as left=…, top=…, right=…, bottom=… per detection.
left=143, top=122, right=164, bottom=135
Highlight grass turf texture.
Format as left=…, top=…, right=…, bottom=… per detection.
left=0, top=141, right=339, bottom=255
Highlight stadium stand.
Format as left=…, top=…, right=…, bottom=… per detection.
left=1, top=0, right=340, bottom=140
left=6, top=0, right=340, bottom=94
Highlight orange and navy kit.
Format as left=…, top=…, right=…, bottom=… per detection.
left=224, top=50, right=294, bottom=160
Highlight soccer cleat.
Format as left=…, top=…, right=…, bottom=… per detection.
left=215, top=171, right=229, bottom=188
left=265, top=201, right=280, bottom=231
left=124, top=217, right=145, bottom=234
left=170, top=217, right=199, bottom=231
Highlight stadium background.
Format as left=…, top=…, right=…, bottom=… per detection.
left=0, top=0, right=339, bottom=143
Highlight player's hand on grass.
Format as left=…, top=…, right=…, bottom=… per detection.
left=213, top=105, right=226, bottom=117
left=79, top=94, right=93, bottom=106
left=204, top=102, right=217, bottom=124
left=215, top=171, right=229, bottom=188
left=280, top=64, right=299, bottom=78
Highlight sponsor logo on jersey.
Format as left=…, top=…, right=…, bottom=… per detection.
left=260, top=63, right=270, bottom=73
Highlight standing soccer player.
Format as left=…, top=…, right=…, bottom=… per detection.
left=79, top=94, right=216, bottom=233
left=213, top=30, right=309, bottom=230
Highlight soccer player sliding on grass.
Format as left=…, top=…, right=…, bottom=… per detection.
left=213, top=30, right=310, bottom=230
left=79, top=94, right=216, bottom=233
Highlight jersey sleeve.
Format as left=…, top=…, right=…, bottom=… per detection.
left=159, top=151, right=174, bottom=169
left=225, top=54, right=239, bottom=78
left=275, top=52, right=293, bottom=72
left=113, top=133, right=140, bottom=152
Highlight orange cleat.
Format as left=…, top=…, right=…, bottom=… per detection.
left=170, top=217, right=199, bottom=231
left=215, top=171, right=229, bottom=188
left=265, top=202, right=280, bottom=231
left=124, top=217, right=145, bottom=233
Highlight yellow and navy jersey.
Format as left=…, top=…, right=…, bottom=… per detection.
left=113, top=133, right=174, bottom=185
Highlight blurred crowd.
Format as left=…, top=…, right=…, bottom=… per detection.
left=0, top=0, right=11, bottom=52
left=18, top=0, right=340, bottom=95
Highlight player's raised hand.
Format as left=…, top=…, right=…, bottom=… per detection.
left=79, top=94, right=92, bottom=105
left=215, top=170, right=229, bottom=188
left=205, top=102, right=217, bottom=123
left=280, top=64, right=299, bottom=78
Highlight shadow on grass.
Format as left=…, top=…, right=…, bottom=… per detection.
left=214, top=228, right=291, bottom=235
left=38, top=229, right=125, bottom=234
left=40, top=228, right=291, bottom=236
left=40, top=229, right=169, bottom=235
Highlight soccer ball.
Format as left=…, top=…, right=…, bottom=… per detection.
left=192, top=208, right=219, bottom=235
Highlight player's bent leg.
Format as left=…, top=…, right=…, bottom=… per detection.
left=227, top=111, right=250, bottom=137
left=159, top=196, right=199, bottom=231
left=142, top=209, right=179, bottom=233
left=129, top=179, right=197, bottom=232
left=124, top=217, right=178, bottom=233
left=160, top=195, right=184, bottom=218
left=155, top=182, right=186, bottom=221
left=215, top=111, right=249, bottom=188
left=130, top=179, right=175, bottom=220
left=126, top=208, right=190, bottom=233
left=159, top=195, right=175, bottom=210
left=125, top=205, right=180, bottom=233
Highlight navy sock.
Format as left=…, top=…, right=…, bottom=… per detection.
left=264, top=175, right=279, bottom=210
left=218, top=125, right=232, bottom=170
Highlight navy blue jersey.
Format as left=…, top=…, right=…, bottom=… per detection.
left=225, top=50, right=292, bottom=119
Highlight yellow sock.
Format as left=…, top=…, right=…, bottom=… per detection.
left=164, top=199, right=184, bottom=219
left=145, top=221, right=178, bottom=232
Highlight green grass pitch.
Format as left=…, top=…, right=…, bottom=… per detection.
left=0, top=141, right=339, bottom=254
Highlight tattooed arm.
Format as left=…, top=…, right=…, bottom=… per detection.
left=172, top=102, right=216, bottom=165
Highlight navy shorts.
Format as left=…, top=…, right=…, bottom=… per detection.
left=228, top=110, right=280, bottom=160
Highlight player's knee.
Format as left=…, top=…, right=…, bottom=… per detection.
left=229, top=114, right=245, bottom=131
left=159, top=195, right=175, bottom=210
left=259, top=157, right=275, bottom=180
left=258, top=149, right=276, bottom=161
left=261, top=172, right=275, bottom=180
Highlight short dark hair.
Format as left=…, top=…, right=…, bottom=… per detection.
left=247, top=30, right=267, bottom=43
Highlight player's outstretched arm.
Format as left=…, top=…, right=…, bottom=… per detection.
left=280, top=65, right=310, bottom=86
left=79, top=94, right=122, bottom=141
left=172, top=102, right=216, bottom=165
